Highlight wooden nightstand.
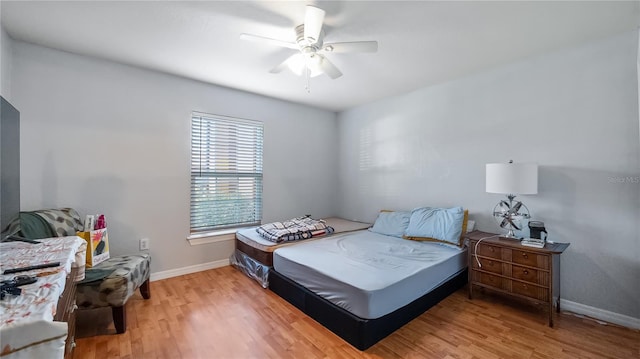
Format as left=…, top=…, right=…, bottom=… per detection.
left=466, top=230, right=569, bottom=327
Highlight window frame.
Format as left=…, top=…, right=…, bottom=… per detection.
left=188, top=112, right=264, bottom=238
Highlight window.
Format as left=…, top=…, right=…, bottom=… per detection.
left=190, top=112, right=263, bottom=234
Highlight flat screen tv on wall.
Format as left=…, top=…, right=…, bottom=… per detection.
left=0, top=96, right=20, bottom=238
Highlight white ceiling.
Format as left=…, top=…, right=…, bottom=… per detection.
left=1, top=1, right=639, bottom=112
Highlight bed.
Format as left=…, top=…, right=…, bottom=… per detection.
left=231, top=217, right=371, bottom=287
left=269, top=229, right=468, bottom=350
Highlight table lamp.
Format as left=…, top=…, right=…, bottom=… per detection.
left=486, top=160, right=538, bottom=238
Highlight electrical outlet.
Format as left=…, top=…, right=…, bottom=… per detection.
left=139, top=238, right=150, bottom=251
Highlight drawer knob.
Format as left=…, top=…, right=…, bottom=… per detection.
left=489, top=261, right=493, bottom=266
left=522, top=253, right=528, bottom=258
left=490, top=248, right=495, bottom=252
left=523, top=270, right=529, bottom=275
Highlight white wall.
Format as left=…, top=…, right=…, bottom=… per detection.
left=337, top=30, right=640, bottom=319
left=12, top=42, right=338, bottom=273
left=0, top=25, right=13, bottom=100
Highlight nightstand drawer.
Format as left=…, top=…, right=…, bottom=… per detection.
left=512, top=250, right=548, bottom=269
left=512, top=265, right=546, bottom=285
left=476, top=244, right=503, bottom=259
left=511, top=281, right=548, bottom=301
left=474, top=257, right=503, bottom=275
left=478, top=272, right=505, bottom=290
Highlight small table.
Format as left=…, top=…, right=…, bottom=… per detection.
left=466, top=230, right=570, bottom=327
left=0, top=236, right=86, bottom=358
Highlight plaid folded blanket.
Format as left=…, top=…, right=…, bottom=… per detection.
left=256, top=216, right=335, bottom=243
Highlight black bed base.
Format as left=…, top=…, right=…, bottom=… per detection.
left=268, top=268, right=468, bottom=350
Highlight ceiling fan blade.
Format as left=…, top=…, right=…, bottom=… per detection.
left=269, top=54, right=297, bottom=74
left=323, top=41, right=378, bottom=53
left=319, top=55, right=342, bottom=79
left=240, top=33, right=298, bottom=50
left=304, top=5, right=325, bottom=43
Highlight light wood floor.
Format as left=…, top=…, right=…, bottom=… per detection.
left=74, top=266, right=639, bottom=359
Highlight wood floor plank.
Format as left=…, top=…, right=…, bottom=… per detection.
left=74, top=266, right=640, bottom=359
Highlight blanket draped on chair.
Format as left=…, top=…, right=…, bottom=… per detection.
left=3, top=208, right=85, bottom=239
left=18, top=212, right=58, bottom=239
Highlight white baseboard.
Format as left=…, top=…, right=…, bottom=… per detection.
left=150, top=258, right=230, bottom=281
left=560, top=299, right=640, bottom=330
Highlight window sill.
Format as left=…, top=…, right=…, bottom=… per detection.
left=187, top=227, right=251, bottom=246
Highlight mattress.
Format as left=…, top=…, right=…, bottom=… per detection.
left=233, top=218, right=372, bottom=286
left=236, top=217, right=371, bottom=251
left=234, top=217, right=371, bottom=267
left=273, top=230, right=467, bottom=319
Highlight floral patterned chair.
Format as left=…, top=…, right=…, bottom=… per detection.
left=7, top=208, right=151, bottom=334
left=76, top=253, right=150, bottom=333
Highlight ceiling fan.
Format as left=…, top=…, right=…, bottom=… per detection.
left=240, top=5, right=378, bottom=89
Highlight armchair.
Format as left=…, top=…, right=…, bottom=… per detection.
left=6, top=208, right=151, bottom=334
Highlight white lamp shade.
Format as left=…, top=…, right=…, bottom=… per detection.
left=486, top=162, right=538, bottom=195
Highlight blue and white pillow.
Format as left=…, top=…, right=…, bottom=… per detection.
left=404, top=206, right=466, bottom=246
left=369, top=211, right=411, bottom=238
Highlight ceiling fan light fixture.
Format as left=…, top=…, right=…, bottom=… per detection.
left=324, top=45, right=334, bottom=52
left=306, top=54, right=323, bottom=73
left=286, top=53, right=322, bottom=77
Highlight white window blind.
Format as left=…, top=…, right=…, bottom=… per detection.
left=190, top=112, right=263, bottom=233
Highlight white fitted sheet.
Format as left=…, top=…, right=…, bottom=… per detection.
left=273, top=230, right=467, bottom=319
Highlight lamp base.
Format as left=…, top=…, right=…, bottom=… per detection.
left=492, top=194, right=530, bottom=240
left=502, top=228, right=520, bottom=239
